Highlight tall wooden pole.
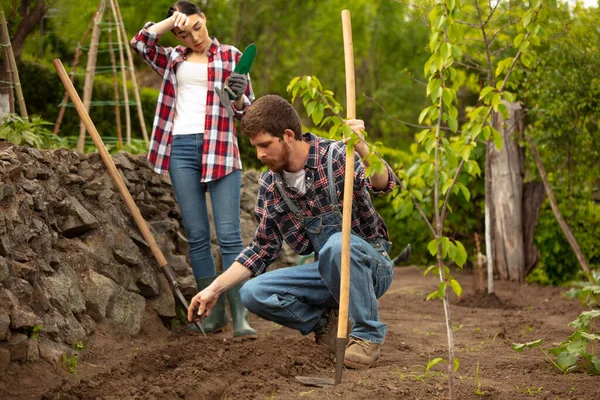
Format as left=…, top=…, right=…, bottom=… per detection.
left=78, top=1, right=106, bottom=152
left=334, top=9, right=356, bottom=386
left=113, top=0, right=149, bottom=144
left=107, top=14, right=123, bottom=150
left=0, top=4, right=28, bottom=120
left=53, top=0, right=100, bottom=135
left=108, top=0, right=131, bottom=145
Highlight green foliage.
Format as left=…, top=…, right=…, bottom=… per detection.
left=565, top=270, right=600, bottom=308
left=530, top=200, right=600, bottom=285
left=513, top=310, right=600, bottom=375
left=0, top=114, right=66, bottom=149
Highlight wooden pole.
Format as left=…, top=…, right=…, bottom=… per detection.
left=108, top=0, right=131, bottom=145
left=77, top=1, right=106, bottom=152
left=0, top=5, right=28, bottom=120
left=107, top=13, right=123, bottom=150
left=334, top=9, right=356, bottom=386
left=1, top=32, right=14, bottom=114
left=53, top=0, right=100, bottom=135
left=113, top=0, right=149, bottom=144
left=526, top=135, right=593, bottom=279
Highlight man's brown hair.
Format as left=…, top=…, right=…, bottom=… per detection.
left=241, top=95, right=303, bottom=140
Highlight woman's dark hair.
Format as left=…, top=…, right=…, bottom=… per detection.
left=167, top=0, right=202, bottom=18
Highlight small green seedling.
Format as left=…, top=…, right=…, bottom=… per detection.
left=473, top=362, right=488, bottom=397
left=515, top=385, right=542, bottom=396
left=512, top=310, right=600, bottom=375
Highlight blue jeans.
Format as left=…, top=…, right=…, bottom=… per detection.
left=168, top=134, right=244, bottom=278
left=240, top=233, right=394, bottom=343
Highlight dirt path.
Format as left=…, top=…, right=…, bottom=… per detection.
left=1, top=266, right=598, bottom=399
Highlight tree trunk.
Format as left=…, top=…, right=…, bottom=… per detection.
left=522, top=181, right=546, bottom=276
left=489, top=102, right=525, bottom=282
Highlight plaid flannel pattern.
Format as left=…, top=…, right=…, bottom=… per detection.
left=236, top=133, right=397, bottom=276
left=131, top=23, right=254, bottom=179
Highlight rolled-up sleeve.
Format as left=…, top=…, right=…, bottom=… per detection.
left=130, top=22, right=171, bottom=77
left=234, top=177, right=282, bottom=276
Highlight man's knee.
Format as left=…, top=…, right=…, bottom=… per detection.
left=320, top=232, right=343, bottom=259
left=239, top=279, right=261, bottom=312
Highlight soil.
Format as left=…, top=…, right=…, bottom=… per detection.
left=1, top=266, right=598, bottom=400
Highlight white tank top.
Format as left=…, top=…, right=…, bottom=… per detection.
left=173, top=61, right=208, bottom=135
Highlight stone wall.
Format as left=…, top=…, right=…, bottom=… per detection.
left=0, top=144, right=297, bottom=371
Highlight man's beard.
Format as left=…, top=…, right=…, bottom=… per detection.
left=263, top=141, right=291, bottom=174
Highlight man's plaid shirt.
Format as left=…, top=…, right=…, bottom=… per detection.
left=131, top=23, right=254, bottom=180
left=236, top=133, right=398, bottom=276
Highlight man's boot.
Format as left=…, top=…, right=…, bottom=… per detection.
left=226, top=281, right=257, bottom=338
left=343, top=336, right=381, bottom=369
left=193, top=275, right=230, bottom=333
left=315, top=309, right=352, bottom=354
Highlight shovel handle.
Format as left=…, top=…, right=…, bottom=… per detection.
left=52, top=59, right=169, bottom=268
left=338, top=10, right=355, bottom=339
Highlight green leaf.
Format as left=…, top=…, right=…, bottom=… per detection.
left=438, top=281, right=447, bottom=298
left=442, top=237, right=450, bottom=258
left=461, top=145, right=472, bottom=161
left=450, top=279, right=462, bottom=297
left=460, top=184, right=470, bottom=202
left=428, top=239, right=438, bottom=256
left=306, top=101, right=317, bottom=117
left=455, top=240, right=467, bottom=266
left=410, top=189, right=423, bottom=202
left=442, top=88, right=452, bottom=107
left=498, top=102, right=508, bottom=120
left=556, top=351, right=578, bottom=371
left=312, top=103, right=324, bottom=125
left=453, top=357, right=460, bottom=372
left=426, top=357, right=444, bottom=371
left=426, top=291, right=439, bottom=301
left=512, top=339, right=543, bottom=352
left=491, top=93, right=501, bottom=111
left=592, top=356, right=600, bottom=372
left=423, top=265, right=438, bottom=276
left=287, top=77, right=300, bottom=93
left=419, top=107, right=430, bottom=124
left=479, top=86, right=495, bottom=101
left=492, top=128, right=503, bottom=150
left=448, top=115, right=458, bottom=132
left=442, top=179, right=453, bottom=195
left=416, top=129, right=430, bottom=143
left=514, top=33, right=525, bottom=48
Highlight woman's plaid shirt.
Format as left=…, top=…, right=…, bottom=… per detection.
left=236, top=133, right=398, bottom=276
left=131, top=23, right=254, bottom=180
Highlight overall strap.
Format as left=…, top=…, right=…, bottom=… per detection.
left=274, top=174, right=304, bottom=220
left=327, top=143, right=341, bottom=216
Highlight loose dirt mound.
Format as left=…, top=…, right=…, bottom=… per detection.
left=2, top=266, right=598, bottom=399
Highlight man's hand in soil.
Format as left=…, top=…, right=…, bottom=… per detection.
left=188, top=287, right=218, bottom=322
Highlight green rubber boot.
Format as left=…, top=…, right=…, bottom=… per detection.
left=194, top=275, right=230, bottom=333
left=227, top=282, right=257, bottom=339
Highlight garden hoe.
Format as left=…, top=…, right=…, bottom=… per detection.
left=52, top=59, right=206, bottom=337
left=295, top=9, right=356, bottom=388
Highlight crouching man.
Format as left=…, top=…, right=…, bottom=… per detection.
left=188, top=95, right=398, bottom=368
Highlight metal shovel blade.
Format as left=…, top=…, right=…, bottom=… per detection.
left=295, top=376, right=335, bottom=388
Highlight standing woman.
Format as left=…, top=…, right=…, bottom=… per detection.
left=131, top=0, right=256, bottom=338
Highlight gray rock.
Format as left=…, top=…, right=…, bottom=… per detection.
left=59, top=312, right=86, bottom=346
left=133, top=264, right=159, bottom=298
left=0, top=348, right=9, bottom=373
left=147, top=274, right=176, bottom=318
left=0, top=235, right=11, bottom=257
left=56, top=196, right=99, bottom=237
left=80, top=269, right=118, bottom=320
left=0, top=182, right=15, bottom=200
left=27, top=337, right=39, bottom=361
left=61, top=174, right=86, bottom=185
left=38, top=264, right=86, bottom=314
left=38, top=337, right=69, bottom=365
left=9, top=305, right=42, bottom=330
left=7, top=333, right=28, bottom=361
left=0, top=314, right=10, bottom=340
left=42, top=308, right=61, bottom=337
left=0, top=256, right=8, bottom=282
left=113, top=152, right=135, bottom=170
left=78, top=314, right=96, bottom=336
left=106, top=288, right=146, bottom=335
left=20, top=179, right=40, bottom=194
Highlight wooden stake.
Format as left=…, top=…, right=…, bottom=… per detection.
left=78, top=2, right=106, bottom=152
left=53, top=0, right=100, bottom=135
left=113, top=0, right=149, bottom=144
left=0, top=5, right=28, bottom=120
left=108, top=0, right=131, bottom=145
left=107, top=13, right=123, bottom=150
left=334, top=9, right=356, bottom=386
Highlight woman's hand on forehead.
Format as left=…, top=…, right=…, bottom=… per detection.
left=171, top=11, right=189, bottom=28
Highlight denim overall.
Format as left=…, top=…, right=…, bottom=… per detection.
left=239, top=144, right=394, bottom=344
